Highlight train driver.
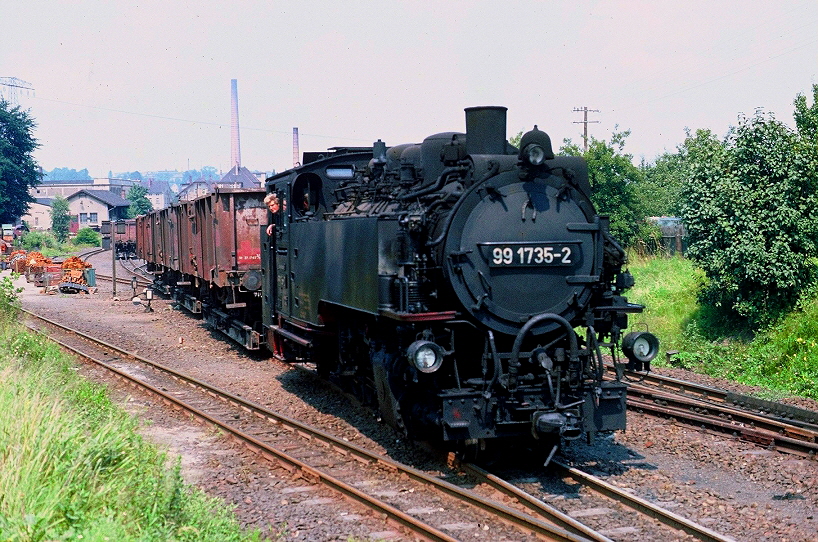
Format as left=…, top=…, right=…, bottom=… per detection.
left=265, top=193, right=281, bottom=237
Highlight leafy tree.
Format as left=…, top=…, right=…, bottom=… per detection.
left=42, top=167, right=92, bottom=181
left=51, top=195, right=71, bottom=243
left=637, top=150, right=687, bottom=217
left=0, top=100, right=40, bottom=224
left=680, top=113, right=818, bottom=329
left=126, top=185, right=153, bottom=218
left=561, top=130, right=644, bottom=247
left=794, top=83, right=818, bottom=139
left=508, top=131, right=523, bottom=149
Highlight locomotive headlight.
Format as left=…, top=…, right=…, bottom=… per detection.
left=407, top=340, right=444, bottom=373
left=523, top=143, right=547, bottom=166
left=518, top=125, right=554, bottom=167
left=622, top=331, right=660, bottom=372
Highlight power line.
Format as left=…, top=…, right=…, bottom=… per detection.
left=30, top=94, right=371, bottom=144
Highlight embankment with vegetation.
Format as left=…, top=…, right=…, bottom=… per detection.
left=0, top=274, right=260, bottom=541
left=628, top=254, right=818, bottom=400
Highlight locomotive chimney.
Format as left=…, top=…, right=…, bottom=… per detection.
left=465, top=106, right=508, bottom=156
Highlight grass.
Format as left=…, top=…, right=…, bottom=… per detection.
left=0, top=284, right=263, bottom=541
left=627, top=253, right=818, bottom=400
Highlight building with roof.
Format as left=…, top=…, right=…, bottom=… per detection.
left=177, top=178, right=213, bottom=201
left=66, top=190, right=131, bottom=230
left=19, top=198, right=54, bottom=231
left=217, top=164, right=262, bottom=189
left=143, top=178, right=175, bottom=210
left=32, top=177, right=138, bottom=200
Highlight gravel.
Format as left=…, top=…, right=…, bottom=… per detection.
left=9, top=255, right=818, bottom=541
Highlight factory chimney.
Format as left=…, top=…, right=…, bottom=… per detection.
left=293, top=127, right=300, bottom=168
left=230, top=79, right=241, bottom=170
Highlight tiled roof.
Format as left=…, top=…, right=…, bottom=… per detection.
left=219, top=165, right=261, bottom=188
left=67, top=189, right=131, bottom=207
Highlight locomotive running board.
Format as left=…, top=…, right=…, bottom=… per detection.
left=202, top=303, right=261, bottom=350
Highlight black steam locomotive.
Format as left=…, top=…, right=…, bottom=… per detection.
left=262, top=106, right=658, bottom=455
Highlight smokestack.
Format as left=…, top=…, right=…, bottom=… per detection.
left=230, top=79, right=241, bottom=170
left=464, top=106, right=508, bottom=156
left=292, top=127, right=300, bottom=167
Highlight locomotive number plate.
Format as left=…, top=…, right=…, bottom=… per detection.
left=480, top=242, right=580, bottom=267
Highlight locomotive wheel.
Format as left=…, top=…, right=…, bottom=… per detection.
left=455, top=439, right=487, bottom=464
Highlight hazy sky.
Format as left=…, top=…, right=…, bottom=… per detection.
left=2, top=0, right=816, bottom=178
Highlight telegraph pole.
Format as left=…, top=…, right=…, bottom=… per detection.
left=573, top=107, right=599, bottom=152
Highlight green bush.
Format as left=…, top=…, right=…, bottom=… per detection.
left=73, top=227, right=101, bottom=247
left=20, top=231, right=58, bottom=251
left=680, top=114, right=818, bottom=330
left=628, top=254, right=818, bottom=399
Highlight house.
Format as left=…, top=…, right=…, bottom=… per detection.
left=177, top=178, right=213, bottom=201
left=143, top=178, right=174, bottom=210
left=66, top=190, right=131, bottom=230
left=217, top=165, right=262, bottom=189
left=19, top=198, right=54, bottom=231
left=32, top=177, right=139, bottom=200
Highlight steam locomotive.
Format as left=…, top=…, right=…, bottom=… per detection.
left=139, top=106, right=658, bottom=456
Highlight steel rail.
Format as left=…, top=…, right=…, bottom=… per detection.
left=93, top=272, right=152, bottom=288
left=627, top=383, right=818, bottom=444
left=551, top=460, right=736, bottom=542
left=22, top=314, right=461, bottom=542
left=22, top=308, right=593, bottom=542
left=460, top=463, right=614, bottom=542
left=610, top=366, right=818, bottom=428
left=627, top=395, right=818, bottom=458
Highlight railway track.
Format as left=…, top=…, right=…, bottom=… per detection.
left=81, top=250, right=153, bottom=288
left=20, top=308, right=587, bottom=541
left=461, top=461, right=733, bottom=542
left=20, top=305, right=741, bottom=541
left=609, top=367, right=818, bottom=459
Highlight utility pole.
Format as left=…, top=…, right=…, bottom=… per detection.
left=0, top=77, right=34, bottom=105
left=573, top=107, right=599, bottom=152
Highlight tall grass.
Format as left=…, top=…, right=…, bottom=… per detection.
left=0, top=296, right=261, bottom=540
left=627, top=254, right=818, bottom=400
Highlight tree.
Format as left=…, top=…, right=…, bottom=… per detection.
left=637, top=150, right=687, bottom=217
left=561, top=130, right=645, bottom=247
left=51, top=195, right=71, bottom=243
left=680, top=113, right=818, bottom=328
left=0, top=100, right=40, bottom=224
left=126, top=185, right=153, bottom=218
left=794, top=83, right=818, bottom=139
left=42, top=167, right=92, bottom=181
left=508, top=131, right=523, bottom=149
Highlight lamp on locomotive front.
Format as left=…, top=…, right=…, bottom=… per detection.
left=622, top=330, right=660, bottom=372
left=407, top=340, right=445, bottom=373
left=518, top=125, right=555, bottom=167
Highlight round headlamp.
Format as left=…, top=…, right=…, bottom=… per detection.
left=622, top=331, right=659, bottom=364
left=407, top=340, right=444, bottom=373
left=518, top=125, right=554, bottom=167
left=523, top=144, right=547, bottom=166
